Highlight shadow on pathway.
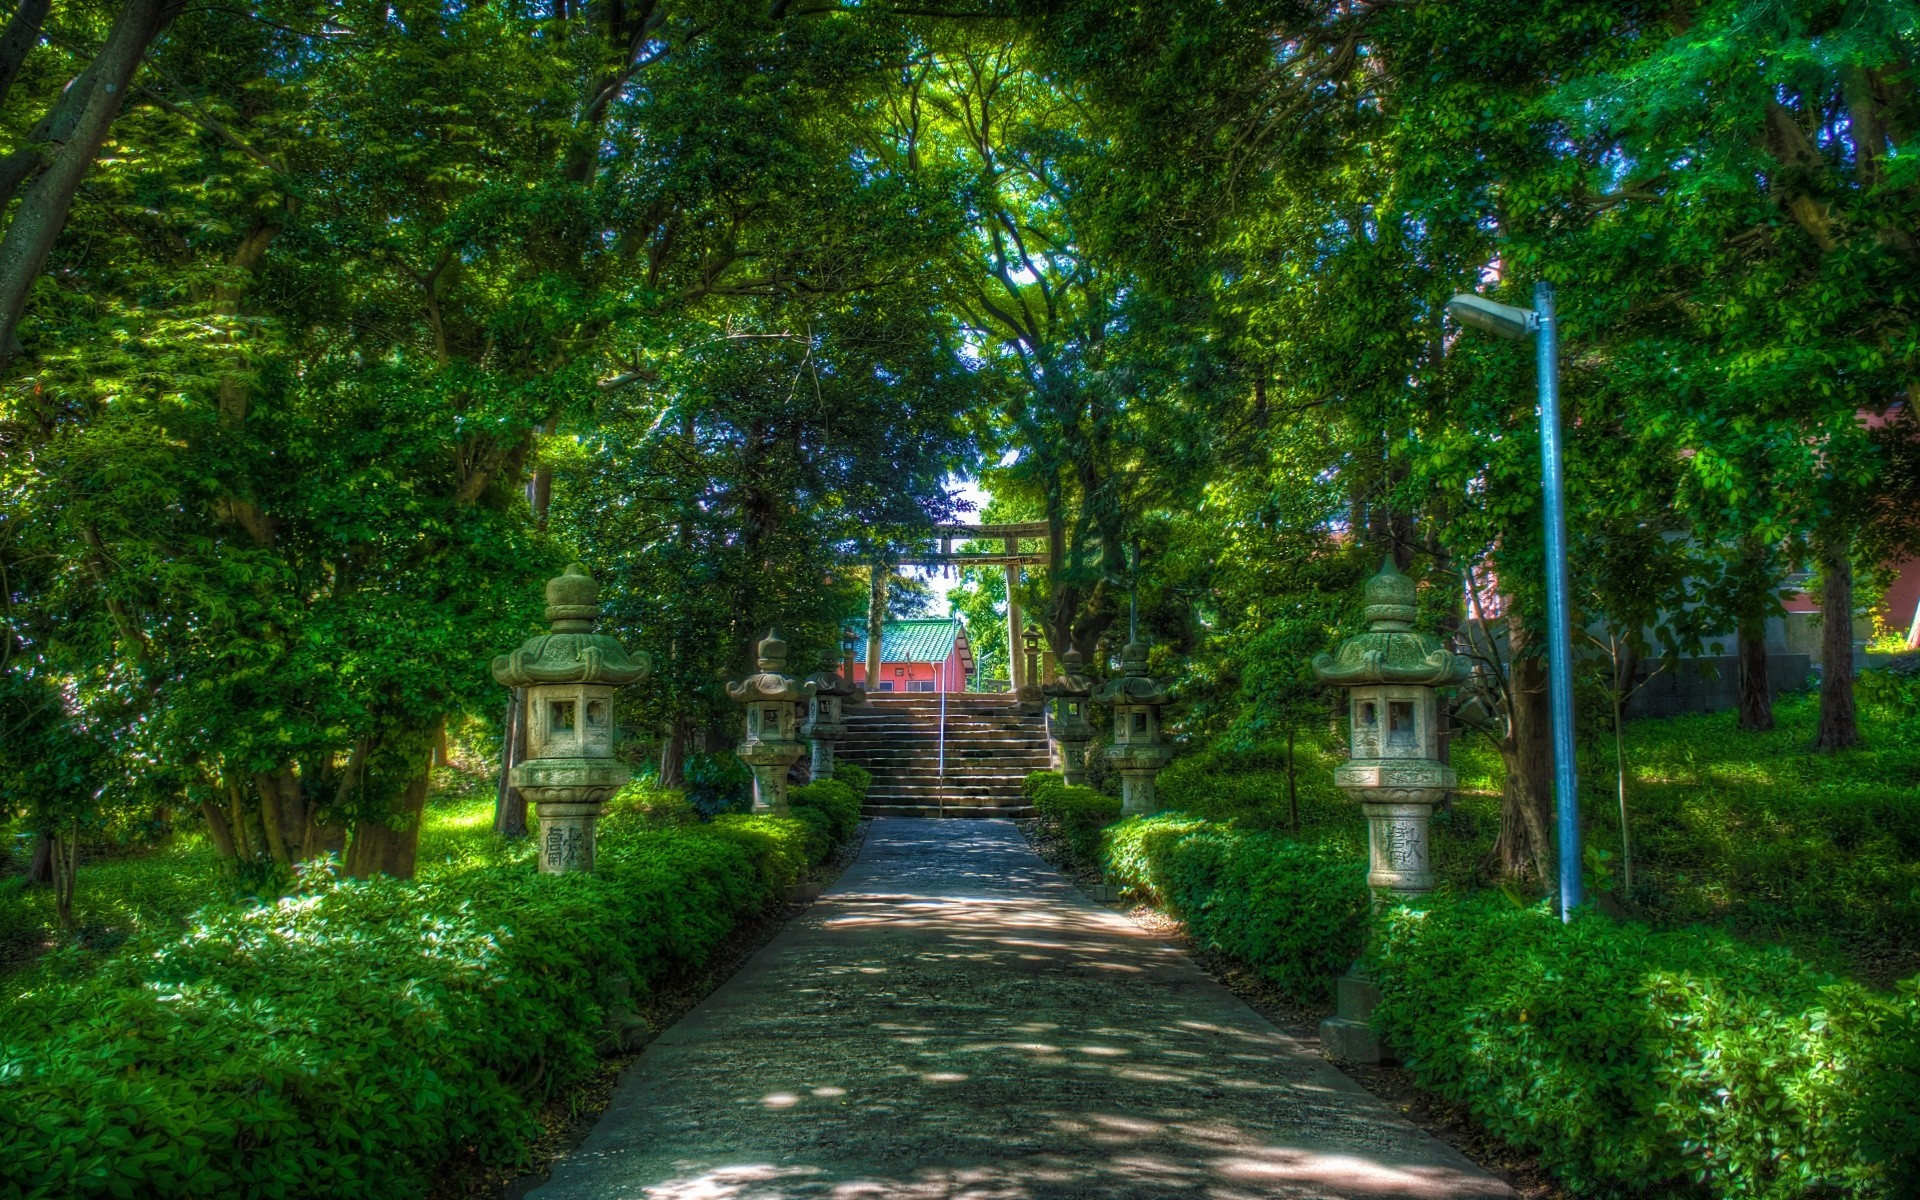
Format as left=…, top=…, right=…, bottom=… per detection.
left=530, top=818, right=1510, bottom=1200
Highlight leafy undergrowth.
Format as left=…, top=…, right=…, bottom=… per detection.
left=1156, top=690, right=1920, bottom=982
left=0, top=767, right=507, bottom=983
left=0, top=776, right=864, bottom=1200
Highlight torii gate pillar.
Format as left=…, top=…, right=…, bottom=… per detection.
left=1004, top=538, right=1024, bottom=694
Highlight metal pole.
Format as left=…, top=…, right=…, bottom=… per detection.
left=1534, top=279, right=1581, bottom=920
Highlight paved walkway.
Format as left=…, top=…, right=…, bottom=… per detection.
left=531, top=819, right=1510, bottom=1200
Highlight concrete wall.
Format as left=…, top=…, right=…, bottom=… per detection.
left=1622, top=653, right=1812, bottom=718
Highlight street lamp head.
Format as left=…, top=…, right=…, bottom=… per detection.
left=1445, top=293, right=1538, bottom=341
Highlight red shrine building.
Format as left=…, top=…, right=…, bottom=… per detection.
left=843, top=618, right=977, bottom=693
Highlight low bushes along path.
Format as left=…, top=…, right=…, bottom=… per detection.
left=530, top=818, right=1509, bottom=1199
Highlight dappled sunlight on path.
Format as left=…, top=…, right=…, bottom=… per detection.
left=530, top=820, right=1508, bottom=1200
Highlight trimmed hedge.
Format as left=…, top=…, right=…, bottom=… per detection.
left=0, top=813, right=820, bottom=1200
left=789, top=779, right=861, bottom=856
left=1024, top=772, right=1120, bottom=869
left=1371, top=896, right=1920, bottom=1200
left=827, top=760, right=871, bottom=802
left=1102, top=814, right=1368, bottom=1002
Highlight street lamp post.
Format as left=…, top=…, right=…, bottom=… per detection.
left=1445, top=279, right=1582, bottom=921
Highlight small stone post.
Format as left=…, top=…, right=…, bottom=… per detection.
left=728, top=630, right=815, bottom=813
left=1312, top=559, right=1471, bottom=1061
left=804, top=666, right=858, bottom=781
left=491, top=564, right=650, bottom=874
left=1094, top=641, right=1172, bottom=815
left=1042, top=648, right=1096, bottom=785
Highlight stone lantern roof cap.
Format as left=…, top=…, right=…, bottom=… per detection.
left=727, top=629, right=816, bottom=704
left=492, top=564, right=650, bottom=688
left=1042, top=647, right=1094, bottom=699
left=809, top=669, right=861, bottom=698
left=1093, top=641, right=1168, bottom=705
left=1313, top=560, right=1471, bottom=688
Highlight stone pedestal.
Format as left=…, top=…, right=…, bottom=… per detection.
left=534, top=801, right=603, bottom=873
left=1115, top=765, right=1168, bottom=816
left=492, top=564, right=649, bottom=875
left=1319, top=963, right=1387, bottom=1063
left=740, top=741, right=804, bottom=813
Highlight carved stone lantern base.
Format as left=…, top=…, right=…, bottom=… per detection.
left=1056, top=737, right=1091, bottom=786
left=533, top=801, right=604, bottom=874
left=510, top=756, right=630, bottom=875
left=738, top=742, right=804, bottom=813
left=1334, top=759, right=1453, bottom=898
left=1110, top=745, right=1172, bottom=816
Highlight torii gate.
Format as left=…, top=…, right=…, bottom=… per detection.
left=889, top=521, right=1052, bottom=694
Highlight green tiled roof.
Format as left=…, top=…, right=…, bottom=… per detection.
left=847, top=618, right=974, bottom=669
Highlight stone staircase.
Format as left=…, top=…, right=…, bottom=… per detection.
left=836, top=693, right=1051, bottom=818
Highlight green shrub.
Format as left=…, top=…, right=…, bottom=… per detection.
left=683, top=751, right=753, bottom=819
left=1371, top=896, right=1920, bottom=1199
left=789, top=780, right=860, bottom=852
left=1102, top=814, right=1368, bottom=1002
left=1022, top=769, right=1066, bottom=803
left=0, top=815, right=820, bottom=1200
left=1026, top=772, right=1120, bottom=870
left=607, top=777, right=698, bottom=826
left=828, top=761, right=872, bottom=802
left=1155, top=738, right=1352, bottom=833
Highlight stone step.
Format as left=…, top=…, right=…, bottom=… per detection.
left=844, top=721, right=1052, bottom=729
left=861, top=804, right=1035, bottom=819
left=838, top=744, right=1049, bottom=757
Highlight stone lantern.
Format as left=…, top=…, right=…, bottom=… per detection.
left=1311, top=559, right=1471, bottom=1062
left=1042, top=648, right=1096, bottom=785
left=803, top=665, right=858, bottom=781
left=1094, top=641, right=1172, bottom=815
left=492, top=563, right=650, bottom=874
left=1015, top=625, right=1047, bottom=709
left=727, top=630, right=815, bottom=813
left=1313, top=560, right=1471, bottom=898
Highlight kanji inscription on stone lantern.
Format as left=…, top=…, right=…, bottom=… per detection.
left=1094, top=641, right=1172, bottom=815
left=803, top=665, right=858, bottom=781
left=1312, top=560, right=1471, bottom=898
left=727, top=630, right=815, bottom=813
left=492, top=564, right=649, bottom=875
left=1043, top=648, right=1096, bottom=786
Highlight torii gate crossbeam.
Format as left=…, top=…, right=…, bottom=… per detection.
left=889, top=522, right=1052, bottom=693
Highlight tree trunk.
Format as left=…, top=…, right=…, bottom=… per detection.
left=0, top=0, right=181, bottom=364
left=252, top=766, right=308, bottom=866
left=347, top=765, right=431, bottom=879
left=494, top=689, right=528, bottom=836
left=1489, top=632, right=1555, bottom=887
left=658, top=713, right=687, bottom=789
left=200, top=798, right=237, bottom=860
left=1285, top=725, right=1299, bottom=833
left=1736, top=613, right=1774, bottom=732
left=432, top=714, right=450, bottom=767
left=866, top=563, right=887, bottom=690
left=51, top=827, right=77, bottom=929
left=24, top=831, right=52, bottom=885
left=1611, top=690, right=1632, bottom=897
left=1814, top=533, right=1859, bottom=749
left=0, top=0, right=50, bottom=113
left=227, top=779, right=255, bottom=862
